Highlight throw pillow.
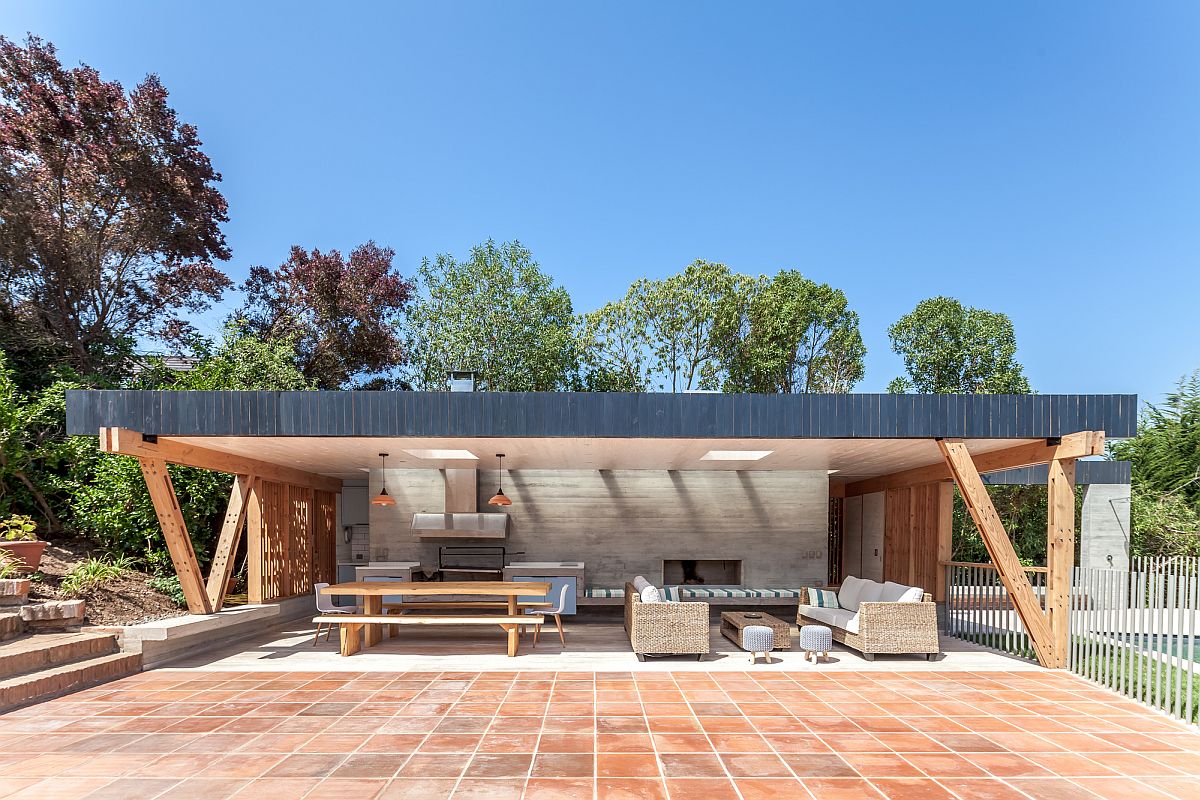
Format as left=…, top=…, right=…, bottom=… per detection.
left=809, top=588, right=839, bottom=608
left=897, top=586, right=924, bottom=603
left=632, top=576, right=651, bottom=593
left=640, top=585, right=662, bottom=603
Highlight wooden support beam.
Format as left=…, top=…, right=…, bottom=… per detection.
left=844, top=431, right=1105, bottom=496
left=1046, top=458, right=1076, bottom=668
left=101, top=427, right=341, bottom=493
left=933, top=481, right=954, bottom=602
left=246, top=477, right=264, bottom=605
left=937, top=439, right=1057, bottom=667
left=205, top=474, right=250, bottom=612
left=139, top=458, right=212, bottom=615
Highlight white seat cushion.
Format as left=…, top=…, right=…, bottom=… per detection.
left=799, top=605, right=859, bottom=633
left=881, top=581, right=925, bottom=603
left=838, top=576, right=865, bottom=611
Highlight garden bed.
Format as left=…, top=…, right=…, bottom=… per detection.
left=25, top=539, right=187, bottom=627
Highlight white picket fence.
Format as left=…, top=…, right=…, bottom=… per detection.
left=1072, top=558, right=1198, bottom=725
left=945, top=558, right=1200, bottom=725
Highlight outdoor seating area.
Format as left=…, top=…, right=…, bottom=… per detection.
left=796, top=577, right=941, bottom=662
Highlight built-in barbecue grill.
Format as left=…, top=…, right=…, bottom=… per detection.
left=436, top=546, right=523, bottom=580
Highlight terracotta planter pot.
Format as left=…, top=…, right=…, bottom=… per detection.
left=0, top=541, right=47, bottom=574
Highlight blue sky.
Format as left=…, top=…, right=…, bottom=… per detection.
left=6, top=2, right=1197, bottom=402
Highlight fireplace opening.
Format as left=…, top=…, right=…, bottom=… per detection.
left=662, top=559, right=743, bottom=586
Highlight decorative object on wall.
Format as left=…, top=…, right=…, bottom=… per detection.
left=488, top=453, right=513, bottom=506
left=371, top=453, right=397, bottom=507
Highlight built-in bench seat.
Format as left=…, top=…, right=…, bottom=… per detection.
left=584, top=586, right=804, bottom=604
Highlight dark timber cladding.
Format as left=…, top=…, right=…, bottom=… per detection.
left=66, top=390, right=1138, bottom=439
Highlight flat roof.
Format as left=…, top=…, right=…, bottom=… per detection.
left=66, top=390, right=1138, bottom=440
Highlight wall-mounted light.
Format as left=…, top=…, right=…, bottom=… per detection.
left=488, top=453, right=512, bottom=507
left=371, top=453, right=397, bottom=507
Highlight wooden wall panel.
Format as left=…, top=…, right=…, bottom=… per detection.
left=883, top=488, right=911, bottom=583
left=882, top=482, right=950, bottom=595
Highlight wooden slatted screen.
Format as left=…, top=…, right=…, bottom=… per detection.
left=247, top=480, right=338, bottom=602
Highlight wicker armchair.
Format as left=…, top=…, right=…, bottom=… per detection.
left=624, top=581, right=710, bottom=661
left=797, top=587, right=939, bottom=661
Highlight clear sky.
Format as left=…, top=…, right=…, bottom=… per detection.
left=5, top=2, right=1197, bottom=402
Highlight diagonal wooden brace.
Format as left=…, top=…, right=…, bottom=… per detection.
left=937, top=439, right=1056, bottom=667
left=139, top=458, right=212, bottom=615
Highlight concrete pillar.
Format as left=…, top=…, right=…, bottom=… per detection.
left=1080, top=483, right=1131, bottom=571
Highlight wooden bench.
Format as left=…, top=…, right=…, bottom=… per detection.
left=313, top=613, right=545, bottom=657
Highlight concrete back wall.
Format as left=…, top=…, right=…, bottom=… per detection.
left=369, top=469, right=829, bottom=588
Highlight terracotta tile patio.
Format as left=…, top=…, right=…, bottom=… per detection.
left=0, top=669, right=1197, bottom=799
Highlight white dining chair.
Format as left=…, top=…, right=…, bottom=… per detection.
left=312, top=581, right=354, bottom=645
left=528, top=582, right=571, bottom=646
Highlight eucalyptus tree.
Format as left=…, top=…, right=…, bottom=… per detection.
left=718, top=270, right=866, bottom=394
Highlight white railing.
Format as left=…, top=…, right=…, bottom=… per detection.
left=1071, top=557, right=1199, bottom=725
left=943, top=561, right=1046, bottom=662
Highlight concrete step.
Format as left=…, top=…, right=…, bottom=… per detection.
left=0, top=612, right=21, bottom=642
left=0, top=651, right=141, bottom=712
left=0, top=631, right=120, bottom=681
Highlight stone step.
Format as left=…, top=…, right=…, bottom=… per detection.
left=0, top=651, right=141, bottom=712
left=0, top=612, right=22, bottom=642
left=0, top=631, right=119, bottom=681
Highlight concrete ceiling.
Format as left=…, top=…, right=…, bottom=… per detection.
left=169, top=435, right=1040, bottom=483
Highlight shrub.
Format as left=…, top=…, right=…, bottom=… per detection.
left=59, top=556, right=136, bottom=597
left=148, top=575, right=187, bottom=608
left=0, top=514, right=38, bottom=541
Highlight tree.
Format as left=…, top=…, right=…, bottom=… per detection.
left=0, top=35, right=232, bottom=380
left=0, top=349, right=74, bottom=527
left=1111, top=371, right=1200, bottom=557
left=719, top=270, right=865, bottom=393
left=236, top=242, right=413, bottom=388
left=577, top=298, right=652, bottom=392
left=578, top=260, right=745, bottom=392
left=887, top=297, right=1030, bottom=394
left=403, top=239, right=577, bottom=391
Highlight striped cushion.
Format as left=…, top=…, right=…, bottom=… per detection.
left=809, top=588, right=839, bottom=608
left=585, top=587, right=625, bottom=598
left=664, top=587, right=805, bottom=600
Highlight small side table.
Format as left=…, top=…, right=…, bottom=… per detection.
left=799, top=624, right=832, bottom=663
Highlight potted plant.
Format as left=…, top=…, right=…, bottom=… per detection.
left=0, top=515, right=46, bottom=575
left=0, top=554, right=30, bottom=606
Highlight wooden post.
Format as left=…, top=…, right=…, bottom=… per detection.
left=246, top=477, right=264, bottom=604
left=1046, top=458, right=1076, bottom=668
left=934, top=481, right=954, bottom=603
left=139, top=458, right=212, bottom=615
left=205, top=474, right=250, bottom=612
left=937, top=439, right=1056, bottom=667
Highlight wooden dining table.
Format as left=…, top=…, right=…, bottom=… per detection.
left=321, top=580, right=551, bottom=656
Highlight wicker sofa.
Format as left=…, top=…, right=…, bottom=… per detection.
left=797, top=576, right=939, bottom=661
left=624, top=581, right=710, bottom=661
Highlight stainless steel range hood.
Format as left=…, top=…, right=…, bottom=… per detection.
left=411, top=513, right=508, bottom=539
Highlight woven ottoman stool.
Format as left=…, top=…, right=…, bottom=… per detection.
left=799, top=624, right=832, bottom=663
left=742, top=624, right=775, bottom=664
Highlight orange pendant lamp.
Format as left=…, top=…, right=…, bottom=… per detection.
left=488, top=453, right=512, bottom=507
left=371, top=452, right=396, bottom=507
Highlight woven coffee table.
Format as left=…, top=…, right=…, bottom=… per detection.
left=720, top=611, right=791, bottom=650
